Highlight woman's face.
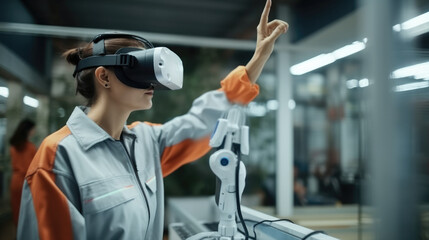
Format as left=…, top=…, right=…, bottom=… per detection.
left=105, top=69, right=154, bottom=111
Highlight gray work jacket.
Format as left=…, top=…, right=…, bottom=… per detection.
left=17, top=66, right=259, bottom=240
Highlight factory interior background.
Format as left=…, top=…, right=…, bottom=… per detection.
left=1, top=0, right=429, bottom=239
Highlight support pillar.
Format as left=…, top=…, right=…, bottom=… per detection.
left=275, top=4, right=294, bottom=217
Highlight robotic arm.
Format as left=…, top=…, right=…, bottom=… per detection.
left=188, top=105, right=249, bottom=240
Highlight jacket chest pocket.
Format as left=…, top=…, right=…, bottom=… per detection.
left=80, top=175, right=139, bottom=215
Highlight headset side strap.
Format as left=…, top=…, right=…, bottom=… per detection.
left=73, top=54, right=135, bottom=77
left=92, top=39, right=105, bottom=55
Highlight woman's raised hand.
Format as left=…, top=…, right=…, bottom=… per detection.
left=246, top=0, right=289, bottom=84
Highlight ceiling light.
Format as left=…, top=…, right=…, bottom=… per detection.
left=23, top=96, right=39, bottom=108
left=395, top=81, right=429, bottom=92
left=359, top=78, right=369, bottom=88
left=414, top=72, right=429, bottom=80
left=266, top=100, right=279, bottom=111
left=393, top=11, right=429, bottom=37
left=401, top=11, right=429, bottom=30
left=391, top=62, right=429, bottom=79
left=290, top=40, right=366, bottom=76
left=0, top=87, right=9, bottom=98
left=332, top=41, right=366, bottom=60
left=290, top=54, right=336, bottom=75
left=290, top=12, right=429, bottom=77
left=393, top=24, right=401, bottom=32
left=346, top=79, right=359, bottom=89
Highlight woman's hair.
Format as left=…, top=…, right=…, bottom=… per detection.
left=62, top=38, right=146, bottom=106
left=9, top=119, right=35, bottom=151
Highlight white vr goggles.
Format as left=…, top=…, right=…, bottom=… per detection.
left=73, top=33, right=183, bottom=90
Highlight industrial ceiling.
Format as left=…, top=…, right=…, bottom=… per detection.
left=1, top=0, right=428, bottom=94
left=19, top=0, right=357, bottom=42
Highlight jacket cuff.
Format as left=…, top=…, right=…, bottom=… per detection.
left=220, top=66, right=260, bottom=105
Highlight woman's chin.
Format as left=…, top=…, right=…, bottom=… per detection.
left=141, top=101, right=153, bottom=110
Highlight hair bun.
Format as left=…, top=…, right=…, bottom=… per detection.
left=62, top=47, right=81, bottom=66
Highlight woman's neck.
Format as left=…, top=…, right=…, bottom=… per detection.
left=87, top=100, right=131, bottom=140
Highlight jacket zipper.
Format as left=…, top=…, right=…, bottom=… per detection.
left=119, top=137, right=151, bottom=238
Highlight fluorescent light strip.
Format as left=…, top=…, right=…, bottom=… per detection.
left=332, top=41, right=366, bottom=60
left=23, top=96, right=39, bottom=108
left=346, top=78, right=369, bottom=89
left=290, top=54, right=336, bottom=75
left=266, top=100, right=279, bottom=111
left=393, top=24, right=401, bottom=32
left=401, top=11, right=429, bottom=30
left=0, top=87, right=9, bottom=98
left=291, top=12, right=429, bottom=77
left=395, top=81, right=429, bottom=92
left=359, top=78, right=369, bottom=88
left=346, top=79, right=359, bottom=89
left=391, top=62, right=429, bottom=79
left=414, top=72, right=429, bottom=80
left=290, top=40, right=366, bottom=76
left=347, top=77, right=429, bottom=92
left=393, top=11, right=429, bottom=37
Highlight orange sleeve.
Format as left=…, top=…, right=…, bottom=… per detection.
left=220, top=66, right=260, bottom=105
left=27, top=170, right=74, bottom=240
left=25, top=126, right=74, bottom=240
left=160, top=137, right=211, bottom=177
left=138, top=121, right=210, bottom=177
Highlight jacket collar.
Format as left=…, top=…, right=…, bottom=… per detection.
left=67, top=106, right=136, bottom=151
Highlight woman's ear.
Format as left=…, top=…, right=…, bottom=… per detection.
left=94, top=67, right=110, bottom=88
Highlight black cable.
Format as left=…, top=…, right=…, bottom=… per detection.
left=252, top=219, right=294, bottom=239
left=240, top=218, right=326, bottom=240
left=301, top=230, right=326, bottom=240
left=237, top=228, right=256, bottom=240
left=238, top=218, right=295, bottom=238
left=234, top=143, right=250, bottom=240
left=237, top=219, right=257, bottom=239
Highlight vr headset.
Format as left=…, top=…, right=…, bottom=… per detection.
left=73, top=33, right=183, bottom=90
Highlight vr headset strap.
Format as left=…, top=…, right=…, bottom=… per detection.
left=73, top=54, right=135, bottom=77
left=92, top=39, right=106, bottom=55
left=73, top=33, right=155, bottom=78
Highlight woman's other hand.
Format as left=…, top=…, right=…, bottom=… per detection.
left=246, top=0, right=289, bottom=84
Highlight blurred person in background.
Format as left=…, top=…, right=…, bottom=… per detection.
left=9, top=118, right=37, bottom=227
left=17, top=0, right=288, bottom=239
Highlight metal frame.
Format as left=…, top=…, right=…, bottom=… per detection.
left=0, top=22, right=307, bottom=51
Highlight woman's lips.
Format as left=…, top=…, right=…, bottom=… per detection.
left=145, top=90, right=154, bottom=95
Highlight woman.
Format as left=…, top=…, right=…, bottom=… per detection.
left=17, top=1, right=288, bottom=239
left=9, top=119, right=37, bottom=227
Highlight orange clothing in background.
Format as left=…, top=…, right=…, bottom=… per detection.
left=10, top=141, right=37, bottom=226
